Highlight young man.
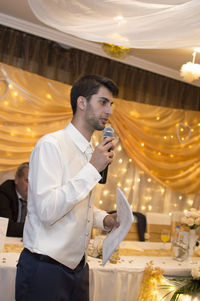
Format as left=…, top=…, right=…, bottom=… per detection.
left=0, top=162, right=29, bottom=237
left=15, top=75, right=119, bottom=301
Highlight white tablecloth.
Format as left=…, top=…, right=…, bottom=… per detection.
left=88, top=255, right=200, bottom=301
left=0, top=252, right=200, bottom=301
left=0, top=238, right=200, bottom=301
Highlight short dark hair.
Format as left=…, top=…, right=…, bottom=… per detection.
left=70, top=74, right=118, bottom=114
left=16, top=162, right=29, bottom=178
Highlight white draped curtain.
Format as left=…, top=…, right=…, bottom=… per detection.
left=28, top=0, right=200, bottom=49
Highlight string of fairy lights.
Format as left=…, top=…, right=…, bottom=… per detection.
left=92, top=130, right=199, bottom=216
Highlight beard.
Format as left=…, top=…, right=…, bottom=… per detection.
left=86, top=118, right=105, bottom=132
left=85, top=103, right=106, bottom=131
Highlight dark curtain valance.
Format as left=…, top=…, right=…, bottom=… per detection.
left=0, top=25, right=200, bottom=110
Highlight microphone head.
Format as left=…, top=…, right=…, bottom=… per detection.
left=103, top=126, right=114, bottom=138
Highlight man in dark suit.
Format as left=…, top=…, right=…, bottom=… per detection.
left=0, top=162, right=29, bottom=237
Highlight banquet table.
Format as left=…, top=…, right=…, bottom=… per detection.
left=0, top=238, right=199, bottom=301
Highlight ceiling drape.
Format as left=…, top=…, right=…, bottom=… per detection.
left=28, top=0, right=200, bottom=49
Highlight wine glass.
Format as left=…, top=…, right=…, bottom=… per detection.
left=160, top=229, right=170, bottom=249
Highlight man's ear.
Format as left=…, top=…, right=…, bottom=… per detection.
left=77, top=96, right=86, bottom=111
left=14, top=175, right=18, bottom=185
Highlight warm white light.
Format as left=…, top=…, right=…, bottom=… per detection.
left=119, top=158, right=123, bottom=163
left=46, top=93, right=52, bottom=99
left=113, top=16, right=124, bottom=21
left=137, top=178, right=141, bottom=182
left=99, top=200, right=103, bottom=204
left=147, top=178, right=151, bottom=182
left=10, top=131, right=17, bottom=137
left=117, top=146, right=122, bottom=151
left=192, top=297, right=199, bottom=301
left=103, top=190, right=109, bottom=195
left=169, top=286, right=176, bottom=292
left=187, top=199, right=193, bottom=206
left=178, top=195, right=183, bottom=200
left=113, top=15, right=126, bottom=25
left=182, top=295, right=191, bottom=301
left=194, top=47, right=200, bottom=53
left=129, top=158, right=132, bottom=162
left=180, top=61, right=200, bottom=82
left=117, top=183, right=121, bottom=187
left=124, top=187, right=128, bottom=191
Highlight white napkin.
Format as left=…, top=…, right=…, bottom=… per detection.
left=102, top=188, right=134, bottom=265
left=0, top=217, right=8, bottom=251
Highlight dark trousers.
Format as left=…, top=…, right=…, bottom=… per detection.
left=15, top=248, right=89, bottom=301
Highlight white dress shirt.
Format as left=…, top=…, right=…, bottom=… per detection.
left=23, top=122, right=108, bottom=269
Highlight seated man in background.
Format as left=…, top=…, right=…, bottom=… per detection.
left=0, top=162, right=29, bottom=237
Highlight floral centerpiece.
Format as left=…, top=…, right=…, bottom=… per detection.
left=180, top=208, right=200, bottom=258
left=181, top=208, right=200, bottom=230
left=161, top=266, right=200, bottom=301
left=88, top=235, right=104, bottom=258
left=88, top=235, right=120, bottom=263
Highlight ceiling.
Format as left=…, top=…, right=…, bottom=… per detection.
left=0, top=0, right=200, bottom=87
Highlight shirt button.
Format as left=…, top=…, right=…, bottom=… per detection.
left=88, top=220, right=90, bottom=223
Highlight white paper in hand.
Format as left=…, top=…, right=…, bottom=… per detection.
left=102, top=188, right=134, bottom=265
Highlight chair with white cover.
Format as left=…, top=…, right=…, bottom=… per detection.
left=145, top=212, right=172, bottom=242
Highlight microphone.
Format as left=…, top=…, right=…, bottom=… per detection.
left=99, top=126, right=114, bottom=184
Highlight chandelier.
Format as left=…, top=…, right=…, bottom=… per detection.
left=180, top=48, right=200, bottom=83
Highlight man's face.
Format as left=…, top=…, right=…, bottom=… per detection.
left=15, top=168, right=29, bottom=201
left=85, top=86, right=114, bottom=131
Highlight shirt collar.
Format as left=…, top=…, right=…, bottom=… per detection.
left=65, top=122, right=92, bottom=153
left=16, top=190, right=24, bottom=201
